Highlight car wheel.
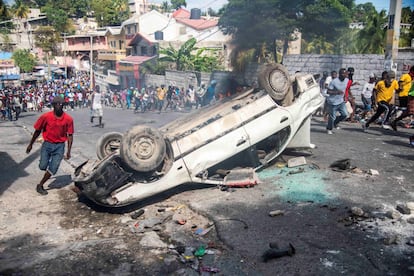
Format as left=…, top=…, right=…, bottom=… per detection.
left=120, top=125, right=166, bottom=172
left=96, top=132, right=123, bottom=160
left=259, top=63, right=291, bottom=101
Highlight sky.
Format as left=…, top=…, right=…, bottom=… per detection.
left=355, top=0, right=414, bottom=12
left=3, top=0, right=414, bottom=13
left=153, top=0, right=414, bottom=13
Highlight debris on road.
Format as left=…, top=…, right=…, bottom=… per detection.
left=287, top=156, right=307, bottom=168
left=330, top=159, right=351, bottom=171
left=268, top=210, right=284, bottom=217
left=262, top=243, right=296, bottom=262
left=369, top=169, right=379, bottom=176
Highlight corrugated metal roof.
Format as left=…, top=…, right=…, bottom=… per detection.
left=119, top=55, right=156, bottom=64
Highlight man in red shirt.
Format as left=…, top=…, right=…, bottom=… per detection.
left=26, top=96, right=74, bottom=195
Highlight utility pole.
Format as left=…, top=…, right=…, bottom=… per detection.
left=62, top=33, right=68, bottom=79
left=384, top=0, right=402, bottom=73
left=90, top=34, right=94, bottom=90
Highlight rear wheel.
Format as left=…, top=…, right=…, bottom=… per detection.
left=96, top=132, right=123, bottom=160
left=120, top=125, right=166, bottom=172
left=259, top=63, right=291, bottom=101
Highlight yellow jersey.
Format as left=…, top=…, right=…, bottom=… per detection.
left=375, top=80, right=398, bottom=103
left=398, top=73, right=412, bottom=97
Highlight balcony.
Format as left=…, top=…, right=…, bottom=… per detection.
left=98, top=49, right=126, bottom=61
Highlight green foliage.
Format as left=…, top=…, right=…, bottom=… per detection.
left=12, top=48, right=37, bottom=72
left=141, top=61, right=167, bottom=75
left=302, top=36, right=335, bottom=54
left=11, top=0, right=30, bottom=19
left=0, top=0, right=11, bottom=20
left=355, top=9, right=387, bottom=54
left=42, top=3, right=71, bottom=33
left=0, top=33, right=14, bottom=51
left=34, top=25, right=61, bottom=55
left=400, top=7, right=414, bottom=48
left=91, top=0, right=129, bottom=27
left=219, top=0, right=352, bottom=65
left=170, top=0, right=186, bottom=10
left=19, top=0, right=48, bottom=8
left=159, top=38, right=222, bottom=72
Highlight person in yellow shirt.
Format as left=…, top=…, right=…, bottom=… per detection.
left=362, top=71, right=399, bottom=131
left=391, top=65, right=414, bottom=131
left=156, top=85, right=166, bottom=113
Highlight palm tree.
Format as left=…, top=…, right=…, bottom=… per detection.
left=356, top=10, right=387, bottom=54
left=159, top=38, right=197, bottom=71
left=303, top=36, right=334, bottom=54
left=12, top=0, right=30, bottom=45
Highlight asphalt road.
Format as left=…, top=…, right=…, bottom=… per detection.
left=4, top=105, right=414, bottom=275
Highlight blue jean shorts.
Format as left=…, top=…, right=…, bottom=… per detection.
left=39, top=141, right=65, bottom=175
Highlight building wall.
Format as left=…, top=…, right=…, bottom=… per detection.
left=282, top=52, right=414, bottom=97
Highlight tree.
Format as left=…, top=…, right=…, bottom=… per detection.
left=171, top=0, right=186, bottom=10
left=34, top=26, right=61, bottom=79
left=0, top=0, right=12, bottom=34
left=11, top=0, right=30, bottom=45
left=12, top=48, right=37, bottom=73
left=91, top=0, right=129, bottom=27
left=0, top=33, right=14, bottom=51
left=219, top=0, right=352, bottom=65
left=400, top=7, right=414, bottom=48
left=354, top=9, right=387, bottom=54
left=159, top=38, right=197, bottom=71
left=159, top=38, right=221, bottom=72
left=302, top=35, right=334, bottom=54
left=41, top=3, right=71, bottom=34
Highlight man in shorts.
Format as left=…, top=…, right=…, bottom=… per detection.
left=26, top=96, right=74, bottom=195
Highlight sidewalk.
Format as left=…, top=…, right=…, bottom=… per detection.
left=0, top=120, right=76, bottom=249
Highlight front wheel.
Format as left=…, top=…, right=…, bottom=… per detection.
left=120, top=125, right=166, bottom=172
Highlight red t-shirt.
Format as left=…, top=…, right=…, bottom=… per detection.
left=34, top=111, right=74, bottom=143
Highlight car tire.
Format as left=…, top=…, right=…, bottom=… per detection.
left=96, top=132, right=123, bottom=160
left=120, top=125, right=166, bottom=172
left=259, top=63, right=291, bottom=101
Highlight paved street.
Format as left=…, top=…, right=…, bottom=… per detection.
left=1, top=106, right=414, bottom=275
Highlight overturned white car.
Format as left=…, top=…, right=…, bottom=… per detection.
left=73, top=64, right=324, bottom=207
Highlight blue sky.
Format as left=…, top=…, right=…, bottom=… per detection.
left=4, top=0, right=414, bottom=13
left=160, top=0, right=414, bottom=12
left=355, top=0, right=414, bottom=12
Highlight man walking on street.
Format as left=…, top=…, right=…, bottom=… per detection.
left=91, top=85, right=104, bottom=128
left=326, top=68, right=349, bottom=134
left=26, top=96, right=74, bottom=195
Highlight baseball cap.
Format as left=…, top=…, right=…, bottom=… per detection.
left=369, top=73, right=375, bottom=78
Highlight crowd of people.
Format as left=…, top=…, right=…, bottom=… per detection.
left=0, top=73, right=220, bottom=122
left=318, top=66, right=414, bottom=135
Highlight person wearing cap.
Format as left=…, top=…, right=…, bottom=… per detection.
left=26, top=95, right=74, bottom=195
left=360, top=73, right=376, bottom=119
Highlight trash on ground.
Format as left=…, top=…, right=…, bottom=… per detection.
left=351, top=207, right=365, bottom=217
left=269, top=210, right=284, bottom=217
left=131, top=209, right=145, bottom=219
left=396, top=204, right=412, bottom=215
left=223, top=168, right=259, bottom=187
left=287, top=156, right=307, bottom=168
left=200, top=266, right=220, bottom=273
left=262, top=243, right=296, bottom=262
left=194, top=245, right=206, bottom=257
left=369, top=169, right=379, bottom=176
left=330, top=159, right=351, bottom=171
left=288, top=167, right=305, bottom=175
